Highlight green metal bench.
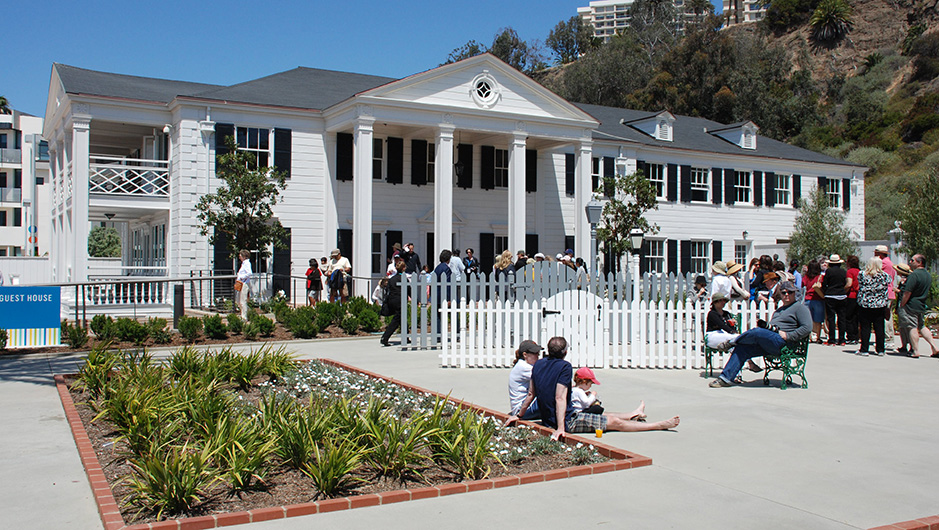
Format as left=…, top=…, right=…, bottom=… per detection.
left=704, top=312, right=741, bottom=377
left=762, top=337, right=810, bottom=390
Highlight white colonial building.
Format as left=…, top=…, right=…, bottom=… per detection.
left=41, top=54, right=864, bottom=297
left=0, top=111, right=50, bottom=259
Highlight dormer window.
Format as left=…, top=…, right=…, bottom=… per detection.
left=656, top=119, right=672, bottom=141
left=742, top=128, right=755, bottom=150
left=707, top=121, right=759, bottom=150
left=622, top=110, right=675, bottom=142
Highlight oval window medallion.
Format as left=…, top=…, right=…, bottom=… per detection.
left=469, top=71, right=501, bottom=109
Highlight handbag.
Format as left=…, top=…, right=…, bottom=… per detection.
left=234, top=280, right=244, bottom=292
left=581, top=403, right=605, bottom=415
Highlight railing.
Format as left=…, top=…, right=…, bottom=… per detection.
left=188, top=270, right=274, bottom=310
left=88, top=264, right=169, bottom=278
left=0, top=148, right=21, bottom=164
left=0, top=187, right=22, bottom=203
left=89, top=155, right=169, bottom=197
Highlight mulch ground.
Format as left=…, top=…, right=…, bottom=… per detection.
left=65, top=374, right=599, bottom=526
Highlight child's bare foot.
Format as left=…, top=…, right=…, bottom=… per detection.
left=656, top=416, right=680, bottom=430
left=629, top=400, right=647, bottom=421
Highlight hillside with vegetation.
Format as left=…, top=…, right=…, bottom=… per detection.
left=447, top=0, right=939, bottom=245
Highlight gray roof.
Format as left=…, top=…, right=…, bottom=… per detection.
left=576, top=103, right=860, bottom=167
left=54, top=63, right=858, bottom=168
left=55, top=64, right=223, bottom=104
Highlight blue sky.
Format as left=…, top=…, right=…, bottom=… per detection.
left=5, top=0, right=722, bottom=117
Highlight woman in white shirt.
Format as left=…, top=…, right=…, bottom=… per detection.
left=236, top=249, right=252, bottom=319
left=508, top=340, right=542, bottom=420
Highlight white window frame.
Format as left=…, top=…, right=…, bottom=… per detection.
left=592, top=157, right=601, bottom=194
left=827, top=178, right=841, bottom=208
left=647, top=239, right=665, bottom=274
left=734, top=243, right=750, bottom=267
left=494, top=148, right=508, bottom=188
left=372, top=138, right=384, bottom=180
left=647, top=163, right=666, bottom=199
left=734, top=170, right=752, bottom=204
left=690, top=241, right=710, bottom=275
left=775, top=174, right=791, bottom=206
left=372, top=233, right=383, bottom=275
left=235, top=126, right=271, bottom=170
left=690, top=167, right=709, bottom=202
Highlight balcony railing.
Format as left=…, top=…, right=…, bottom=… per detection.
left=89, top=155, right=169, bottom=197
left=0, top=187, right=22, bottom=203
left=0, top=148, right=21, bottom=164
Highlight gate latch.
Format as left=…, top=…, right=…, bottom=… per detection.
left=542, top=308, right=561, bottom=317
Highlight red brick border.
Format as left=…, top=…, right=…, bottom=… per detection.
left=55, top=359, right=651, bottom=529
left=869, top=515, right=939, bottom=530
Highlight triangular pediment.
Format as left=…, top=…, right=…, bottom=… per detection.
left=357, top=54, right=598, bottom=125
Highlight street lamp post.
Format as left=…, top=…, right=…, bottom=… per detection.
left=585, top=199, right=604, bottom=277
left=629, top=227, right=644, bottom=350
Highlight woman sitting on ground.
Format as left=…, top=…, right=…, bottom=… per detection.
left=508, top=340, right=542, bottom=420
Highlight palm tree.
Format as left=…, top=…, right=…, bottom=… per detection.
left=0, top=96, right=10, bottom=115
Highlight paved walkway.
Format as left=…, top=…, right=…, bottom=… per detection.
left=1, top=338, right=937, bottom=529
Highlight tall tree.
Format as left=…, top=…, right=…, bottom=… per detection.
left=0, top=96, right=10, bottom=115
left=626, top=0, right=681, bottom=70
left=549, top=33, right=651, bottom=108
left=196, top=136, right=288, bottom=260
left=786, top=185, right=858, bottom=266
left=443, top=40, right=486, bottom=65
left=595, top=169, right=660, bottom=271
left=489, top=27, right=545, bottom=73
left=546, top=16, right=599, bottom=64
left=899, top=171, right=939, bottom=266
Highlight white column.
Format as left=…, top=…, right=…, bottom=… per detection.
left=434, top=124, right=455, bottom=257
left=47, top=141, right=59, bottom=280
left=324, top=133, right=338, bottom=259
left=71, top=116, right=91, bottom=282
left=351, top=115, right=375, bottom=297
left=507, top=131, right=527, bottom=255
left=574, top=139, right=593, bottom=261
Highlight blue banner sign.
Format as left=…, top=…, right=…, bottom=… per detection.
left=0, top=286, right=61, bottom=347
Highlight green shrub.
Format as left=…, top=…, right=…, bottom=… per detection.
left=147, top=317, right=172, bottom=344
left=203, top=314, right=228, bottom=340
left=63, top=322, right=89, bottom=349
left=177, top=316, right=203, bottom=343
left=346, top=296, right=370, bottom=316
left=845, top=147, right=899, bottom=172
left=314, top=302, right=343, bottom=331
left=339, top=314, right=360, bottom=335
left=253, top=315, right=275, bottom=337
left=116, top=318, right=150, bottom=345
left=126, top=444, right=220, bottom=520
left=75, top=345, right=118, bottom=398
left=809, top=0, right=852, bottom=43
left=357, top=308, right=381, bottom=332
left=0, top=328, right=6, bottom=350
left=244, top=322, right=259, bottom=340
left=287, top=306, right=318, bottom=339
left=90, top=315, right=116, bottom=341
left=227, top=314, right=244, bottom=334
left=301, top=438, right=365, bottom=499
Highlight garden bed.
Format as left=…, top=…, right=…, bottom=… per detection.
left=58, top=347, right=650, bottom=529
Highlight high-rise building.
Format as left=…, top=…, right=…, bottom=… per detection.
left=577, top=0, right=706, bottom=40
left=723, top=0, right=767, bottom=26
left=0, top=111, right=50, bottom=258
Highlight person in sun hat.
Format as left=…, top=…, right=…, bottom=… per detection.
left=709, top=281, right=812, bottom=387
left=724, top=260, right=749, bottom=299
left=505, top=337, right=679, bottom=438
left=822, top=254, right=848, bottom=345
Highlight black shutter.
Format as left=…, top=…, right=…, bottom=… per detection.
left=481, top=146, right=496, bottom=190
left=817, top=176, right=828, bottom=193
left=215, top=123, right=234, bottom=163
left=680, top=240, right=691, bottom=274
left=565, top=153, right=575, bottom=196
left=337, top=229, right=353, bottom=261
left=336, top=132, right=354, bottom=181
left=272, top=128, right=291, bottom=178
left=667, top=163, right=678, bottom=202
left=712, top=168, right=723, bottom=204
left=668, top=239, right=678, bottom=275
left=564, top=235, right=576, bottom=255
left=411, top=139, right=427, bottom=186
left=724, top=169, right=735, bottom=205
left=213, top=230, right=233, bottom=272
left=526, top=149, right=537, bottom=192
left=426, top=232, right=435, bottom=268
left=842, top=178, right=851, bottom=211
left=792, top=174, right=802, bottom=207
left=386, top=230, right=402, bottom=259
left=603, top=156, right=615, bottom=197
left=637, top=160, right=647, bottom=177
left=753, top=171, right=763, bottom=206
left=456, top=143, right=472, bottom=189
left=639, top=239, right=651, bottom=274
left=765, top=171, right=776, bottom=207
left=712, top=241, right=722, bottom=263
left=680, top=164, right=692, bottom=203
left=272, top=228, right=291, bottom=297
left=387, top=137, right=404, bottom=184
left=526, top=234, right=539, bottom=256
left=480, top=233, right=495, bottom=273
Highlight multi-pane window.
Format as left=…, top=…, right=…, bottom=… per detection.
left=647, top=239, right=665, bottom=274
left=372, top=139, right=383, bottom=180
left=690, top=241, right=710, bottom=274
left=691, top=167, right=709, bottom=202
left=647, top=163, right=665, bottom=198
left=426, top=143, right=436, bottom=183
left=734, top=171, right=751, bottom=203
left=735, top=244, right=749, bottom=267
left=494, top=235, right=509, bottom=255
left=235, top=127, right=270, bottom=169
left=152, top=224, right=166, bottom=265
left=372, top=233, right=382, bottom=274
left=494, top=149, right=508, bottom=188
left=592, top=157, right=601, bottom=194
left=827, top=178, right=841, bottom=208
left=775, top=174, right=791, bottom=205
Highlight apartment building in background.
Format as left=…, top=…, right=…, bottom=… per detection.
left=0, top=111, right=50, bottom=258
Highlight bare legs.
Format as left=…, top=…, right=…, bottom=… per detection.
left=606, top=415, right=679, bottom=432
left=605, top=401, right=646, bottom=422
left=908, top=326, right=939, bottom=357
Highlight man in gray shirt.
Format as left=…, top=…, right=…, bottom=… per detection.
left=710, top=281, right=813, bottom=387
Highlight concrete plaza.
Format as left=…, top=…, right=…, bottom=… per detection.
left=1, top=337, right=936, bottom=529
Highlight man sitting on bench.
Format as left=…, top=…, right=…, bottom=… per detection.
left=709, top=281, right=812, bottom=387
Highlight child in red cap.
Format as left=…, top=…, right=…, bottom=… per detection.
left=572, top=367, right=647, bottom=422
